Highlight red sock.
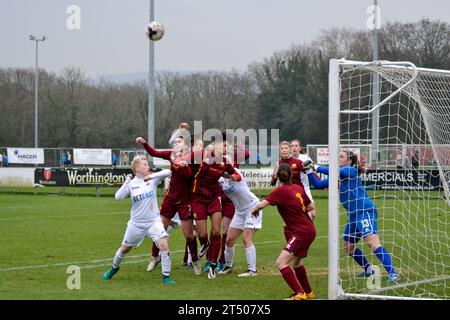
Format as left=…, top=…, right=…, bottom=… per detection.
left=183, top=241, right=189, bottom=263
left=280, top=266, right=303, bottom=294
left=219, top=233, right=227, bottom=263
left=151, top=242, right=159, bottom=258
left=210, top=234, right=222, bottom=264
left=294, top=265, right=312, bottom=294
left=188, top=238, right=198, bottom=262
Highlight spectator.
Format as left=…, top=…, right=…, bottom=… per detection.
left=123, top=154, right=128, bottom=166
left=63, top=152, right=69, bottom=167
left=112, top=153, right=118, bottom=167
left=0, top=152, right=3, bottom=167
left=256, top=153, right=261, bottom=168
left=3, top=154, right=8, bottom=167
left=67, top=151, right=72, bottom=166
left=411, top=150, right=420, bottom=169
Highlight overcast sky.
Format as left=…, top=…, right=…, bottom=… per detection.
left=1, top=0, right=449, bottom=78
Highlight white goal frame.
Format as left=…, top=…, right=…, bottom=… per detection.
left=328, top=58, right=450, bottom=300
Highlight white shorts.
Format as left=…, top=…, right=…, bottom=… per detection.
left=121, top=219, right=168, bottom=248
left=229, top=208, right=263, bottom=230
left=304, top=188, right=314, bottom=203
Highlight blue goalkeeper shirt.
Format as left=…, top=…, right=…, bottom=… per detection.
left=308, top=166, right=376, bottom=218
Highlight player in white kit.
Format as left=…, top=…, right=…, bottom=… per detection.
left=102, top=155, right=176, bottom=285
left=217, top=168, right=263, bottom=277
left=290, top=139, right=316, bottom=219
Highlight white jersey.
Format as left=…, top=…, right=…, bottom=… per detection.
left=219, top=169, right=259, bottom=213
left=115, top=170, right=171, bottom=228
left=296, top=153, right=313, bottom=201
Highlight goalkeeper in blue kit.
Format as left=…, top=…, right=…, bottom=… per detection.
left=305, top=150, right=400, bottom=283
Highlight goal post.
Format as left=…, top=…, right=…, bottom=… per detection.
left=328, top=59, right=450, bottom=300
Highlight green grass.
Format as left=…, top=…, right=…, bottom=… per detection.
left=0, top=190, right=448, bottom=300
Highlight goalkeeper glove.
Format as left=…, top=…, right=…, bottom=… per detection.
left=303, top=160, right=319, bottom=174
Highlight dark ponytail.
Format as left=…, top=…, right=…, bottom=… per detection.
left=277, top=163, right=292, bottom=183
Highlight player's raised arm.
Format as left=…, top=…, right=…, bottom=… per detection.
left=115, top=174, right=133, bottom=201
left=168, top=123, right=189, bottom=146
left=144, top=168, right=171, bottom=182
left=136, top=137, right=172, bottom=160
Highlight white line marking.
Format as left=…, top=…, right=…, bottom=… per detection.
left=0, top=211, right=128, bottom=221
left=0, top=240, right=282, bottom=272
left=367, top=275, right=450, bottom=294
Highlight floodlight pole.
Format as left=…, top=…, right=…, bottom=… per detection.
left=30, top=35, right=46, bottom=148
left=371, top=0, right=380, bottom=168
left=148, top=0, right=155, bottom=162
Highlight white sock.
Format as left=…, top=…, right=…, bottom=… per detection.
left=245, top=244, right=256, bottom=272
left=112, top=249, right=125, bottom=269
left=224, top=245, right=235, bottom=267
left=187, top=246, right=192, bottom=264
left=160, top=250, right=171, bottom=277
left=167, top=225, right=174, bottom=236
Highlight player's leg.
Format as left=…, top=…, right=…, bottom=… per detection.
left=276, top=250, right=306, bottom=300
left=237, top=228, right=258, bottom=277
left=156, top=236, right=175, bottom=285
left=102, top=245, right=133, bottom=280
left=218, top=226, right=242, bottom=274
left=218, top=215, right=232, bottom=272
left=292, top=261, right=314, bottom=299
left=191, top=197, right=210, bottom=259
left=207, top=211, right=222, bottom=279
left=218, top=199, right=235, bottom=273
left=103, top=224, right=145, bottom=280
left=363, top=233, right=399, bottom=282
left=181, top=218, right=201, bottom=275
left=149, top=220, right=175, bottom=285
left=237, top=207, right=262, bottom=277
left=343, top=220, right=374, bottom=277
left=148, top=199, right=176, bottom=272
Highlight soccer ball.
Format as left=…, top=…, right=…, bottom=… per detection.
left=146, top=21, right=165, bottom=41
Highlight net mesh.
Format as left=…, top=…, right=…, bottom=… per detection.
left=337, top=61, right=450, bottom=299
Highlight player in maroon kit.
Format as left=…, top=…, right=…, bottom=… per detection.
left=135, top=135, right=202, bottom=275
left=252, top=163, right=316, bottom=300
left=270, top=141, right=305, bottom=187
left=191, top=139, right=242, bottom=279
left=205, top=138, right=250, bottom=273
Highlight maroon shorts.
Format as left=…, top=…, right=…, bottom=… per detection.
left=160, top=194, right=191, bottom=221
left=221, top=196, right=235, bottom=219
left=283, top=229, right=316, bottom=258
left=191, top=195, right=222, bottom=220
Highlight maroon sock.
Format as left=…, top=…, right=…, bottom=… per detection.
left=219, top=233, right=227, bottom=264
left=183, top=242, right=189, bottom=263
left=294, top=265, right=312, bottom=294
left=151, top=242, right=159, bottom=258
left=206, top=231, right=213, bottom=260
left=199, top=235, right=209, bottom=254
left=188, top=238, right=198, bottom=262
left=280, top=266, right=303, bottom=294
left=210, top=234, right=222, bottom=264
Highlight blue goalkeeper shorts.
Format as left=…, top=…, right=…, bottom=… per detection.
left=343, top=209, right=378, bottom=243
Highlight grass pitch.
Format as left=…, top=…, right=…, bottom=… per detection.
left=0, top=189, right=448, bottom=299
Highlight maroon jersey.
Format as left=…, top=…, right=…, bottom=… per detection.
left=142, top=142, right=192, bottom=201
left=192, top=156, right=237, bottom=198
left=232, top=143, right=250, bottom=169
left=266, top=183, right=314, bottom=237
left=278, top=157, right=305, bottom=186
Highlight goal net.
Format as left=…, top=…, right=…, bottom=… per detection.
left=328, top=59, right=450, bottom=299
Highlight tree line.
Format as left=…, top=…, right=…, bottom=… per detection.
left=1, top=19, right=449, bottom=149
